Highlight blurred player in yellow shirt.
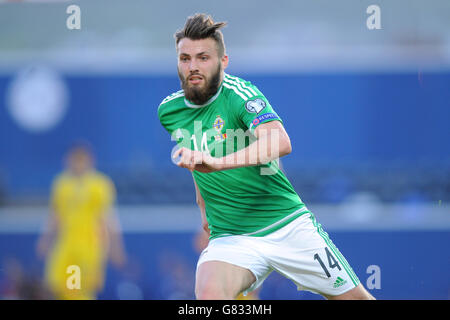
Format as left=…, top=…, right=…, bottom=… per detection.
left=36, top=143, right=127, bottom=300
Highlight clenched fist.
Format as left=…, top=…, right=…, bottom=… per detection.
left=173, top=147, right=223, bottom=173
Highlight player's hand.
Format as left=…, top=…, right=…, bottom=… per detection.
left=173, top=147, right=223, bottom=173
left=110, top=248, right=127, bottom=270
left=35, top=237, right=50, bottom=259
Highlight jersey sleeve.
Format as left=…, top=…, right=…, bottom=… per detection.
left=231, top=84, right=283, bottom=133
left=158, top=90, right=184, bottom=135
left=157, top=102, right=169, bottom=133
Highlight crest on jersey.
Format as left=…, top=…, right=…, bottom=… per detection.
left=213, top=115, right=225, bottom=132
left=245, top=98, right=266, bottom=114
left=212, top=115, right=227, bottom=142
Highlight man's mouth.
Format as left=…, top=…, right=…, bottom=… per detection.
left=188, top=75, right=203, bottom=85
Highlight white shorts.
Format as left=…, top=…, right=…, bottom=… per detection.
left=197, top=211, right=360, bottom=297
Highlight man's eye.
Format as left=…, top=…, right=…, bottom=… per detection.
left=180, top=57, right=189, bottom=62
left=201, top=56, right=208, bottom=61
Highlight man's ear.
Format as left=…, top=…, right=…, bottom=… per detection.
left=221, top=55, right=229, bottom=69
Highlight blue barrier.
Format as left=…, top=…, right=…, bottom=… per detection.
left=0, top=230, right=448, bottom=300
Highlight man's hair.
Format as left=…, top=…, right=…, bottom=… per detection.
left=174, top=13, right=227, bottom=57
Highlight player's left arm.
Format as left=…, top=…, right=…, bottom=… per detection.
left=173, top=120, right=291, bottom=173
left=224, top=120, right=292, bottom=168
left=100, top=178, right=127, bottom=268
left=104, top=208, right=127, bottom=268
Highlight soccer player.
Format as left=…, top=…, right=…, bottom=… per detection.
left=36, top=143, right=127, bottom=299
left=158, top=14, right=375, bottom=300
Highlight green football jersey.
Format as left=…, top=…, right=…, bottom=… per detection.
left=158, top=73, right=309, bottom=239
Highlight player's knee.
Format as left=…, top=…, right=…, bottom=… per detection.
left=352, top=284, right=376, bottom=300
left=359, top=288, right=376, bottom=300
left=196, top=288, right=226, bottom=300
left=327, top=284, right=375, bottom=300
left=195, top=282, right=234, bottom=300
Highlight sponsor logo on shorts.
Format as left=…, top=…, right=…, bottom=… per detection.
left=333, top=276, right=347, bottom=288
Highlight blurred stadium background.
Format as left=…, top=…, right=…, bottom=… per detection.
left=0, top=0, right=449, bottom=299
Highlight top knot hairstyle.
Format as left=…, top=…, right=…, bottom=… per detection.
left=174, top=13, right=227, bottom=57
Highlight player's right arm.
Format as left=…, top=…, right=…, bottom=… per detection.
left=193, top=175, right=210, bottom=237
left=36, top=177, right=61, bottom=259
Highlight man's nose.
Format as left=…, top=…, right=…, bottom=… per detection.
left=189, top=59, right=199, bottom=73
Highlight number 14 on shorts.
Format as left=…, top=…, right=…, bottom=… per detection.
left=314, top=247, right=341, bottom=278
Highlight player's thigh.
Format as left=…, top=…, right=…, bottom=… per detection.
left=195, top=260, right=256, bottom=300
left=81, top=246, right=107, bottom=290
left=45, top=244, right=70, bottom=290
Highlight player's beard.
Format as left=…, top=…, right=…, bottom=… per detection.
left=179, top=63, right=222, bottom=105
